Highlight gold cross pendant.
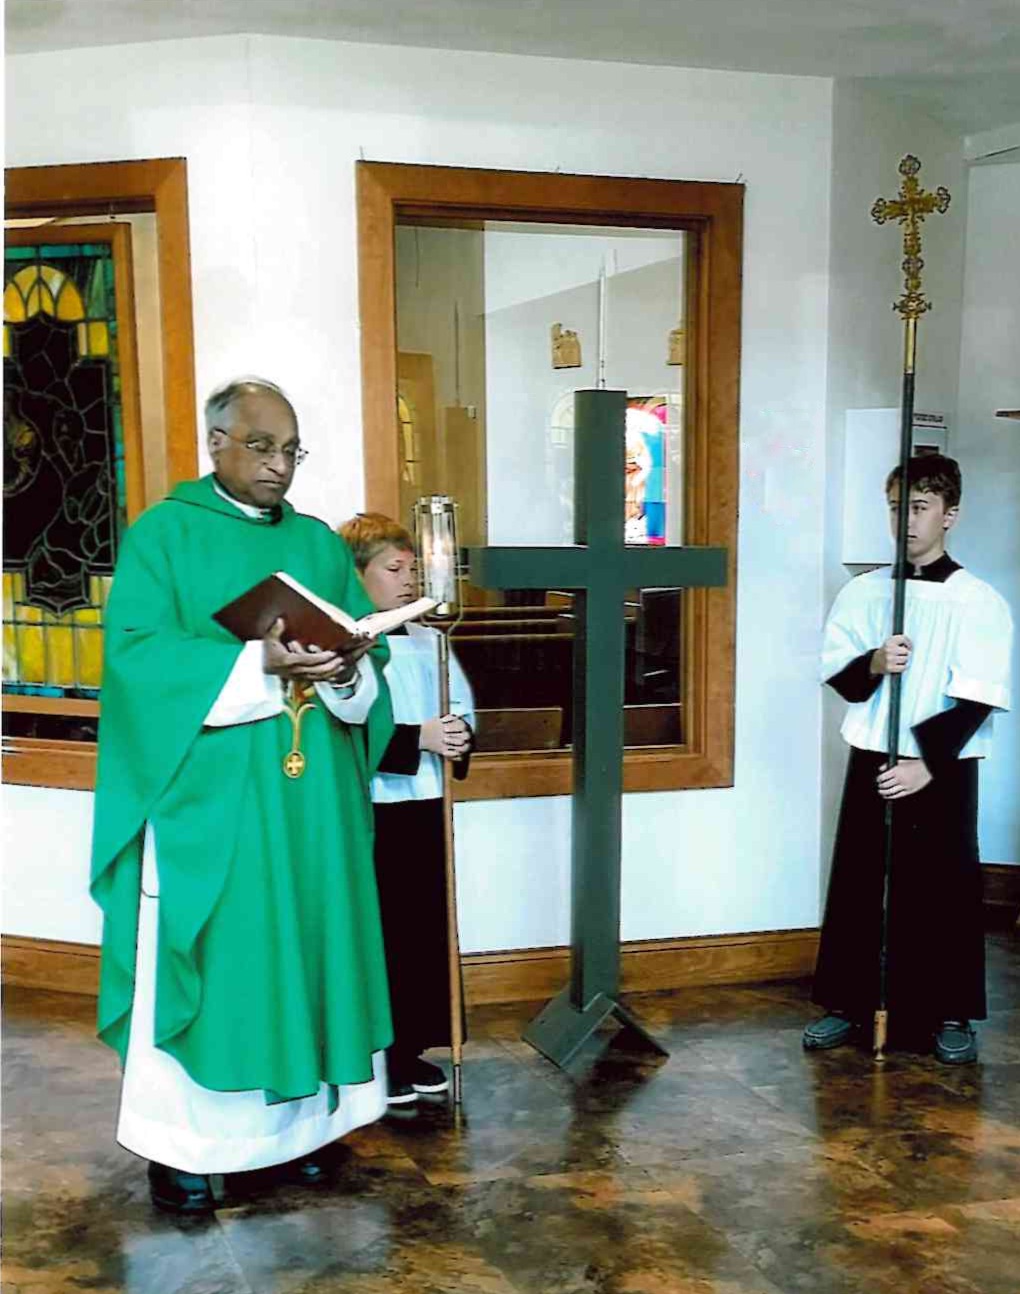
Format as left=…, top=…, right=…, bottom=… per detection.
left=282, top=682, right=316, bottom=779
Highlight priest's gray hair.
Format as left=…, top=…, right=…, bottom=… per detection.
left=204, top=376, right=297, bottom=432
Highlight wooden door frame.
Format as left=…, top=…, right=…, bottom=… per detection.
left=356, top=161, right=741, bottom=799
left=3, top=158, right=198, bottom=790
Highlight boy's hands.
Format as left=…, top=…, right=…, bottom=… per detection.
left=870, top=634, right=912, bottom=675
left=420, top=714, right=472, bottom=760
left=876, top=758, right=932, bottom=799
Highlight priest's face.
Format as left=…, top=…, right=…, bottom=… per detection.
left=887, top=484, right=958, bottom=566
left=208, top=390, right=300, bottom=508
left=361, top=544, right=418, bottom=612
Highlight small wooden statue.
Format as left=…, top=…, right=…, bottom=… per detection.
left=551, top=323, right=582, bottom=369
left=667, top=325, right=685, bottom=366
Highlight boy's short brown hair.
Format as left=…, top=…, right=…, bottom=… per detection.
left=885, top=453, right=962, bottom=510
left=338, top=512, right=415, bottom=572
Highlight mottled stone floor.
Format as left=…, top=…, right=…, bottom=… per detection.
left=4, top=932, right=1019, bottom=1294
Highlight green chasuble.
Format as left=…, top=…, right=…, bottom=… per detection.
left=91, top=475, right=394, bottom=1100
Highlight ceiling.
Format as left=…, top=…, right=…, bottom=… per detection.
left=7, top=0, right=1020, bottom=137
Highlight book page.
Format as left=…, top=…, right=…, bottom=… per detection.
left=275, top=572, right=360, bottom=633
left=359, top=597, right=438, bottom=636
left=274, top=574, right=436, bottom=638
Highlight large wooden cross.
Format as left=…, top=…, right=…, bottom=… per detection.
left=468, top=389, right=728, bottom=1068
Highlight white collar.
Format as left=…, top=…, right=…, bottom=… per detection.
left=213, top=477, right=273, bottom=520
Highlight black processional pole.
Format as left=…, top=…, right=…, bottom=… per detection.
left=870, top=156, right=951, bottom=1061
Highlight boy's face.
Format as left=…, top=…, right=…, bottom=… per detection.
left=887, top=484, right=958, bottom=566
left=361, top=544, right=418, bottom=612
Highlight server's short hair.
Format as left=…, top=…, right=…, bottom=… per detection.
left=885, top=453, right=961, bottom=509
left=338, top=512, right=415, bottom=571
left=204, top=376, right=297, bottom=432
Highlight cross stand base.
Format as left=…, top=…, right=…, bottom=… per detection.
left=522, top=986, right=669, bottom=1070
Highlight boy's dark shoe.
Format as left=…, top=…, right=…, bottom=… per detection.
left=386, top=1072, right=419, bottom=1106
left=148, top=1161, right=215, bottom=1215
left=934, top=1020, right=978, bottom=1065
left=802, top=1012, right=858, bottom=1051
left=407, top=1056, right=449, bottom=1095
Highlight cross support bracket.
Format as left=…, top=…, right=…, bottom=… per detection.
left=522, top=987, right=670, bottom=1069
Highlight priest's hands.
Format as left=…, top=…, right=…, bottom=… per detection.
left=420, top=714, right=472, bottom=760
left=876, top=757, right=933, bottom=799
left=262, top=618, right=375, bottom=683
left=870, top=634, right=912, bottom=675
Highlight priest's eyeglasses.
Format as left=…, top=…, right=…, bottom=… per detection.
left=214, top=428, right=309, bottom=467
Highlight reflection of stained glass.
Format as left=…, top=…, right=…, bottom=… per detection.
left=628, top=394, right=683, bottom=547
left=397, top=394, right=418, bottom=485
left=3, top=240, right=127, bottom=700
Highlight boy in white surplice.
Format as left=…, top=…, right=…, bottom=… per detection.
left=340, top=513, right=476, bottom=1104
left=804, top=455, right=1012, bottom=1064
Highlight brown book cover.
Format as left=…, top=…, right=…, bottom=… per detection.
left=213, top=572, right=436, bottom=652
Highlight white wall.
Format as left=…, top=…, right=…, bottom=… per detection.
left=952, top=160, right=1020, bottom=864
left=5, top=34, right=833, bottom=951
left=821, top=80, right=970, bottom=894
left=484, top=236, right=684, bottom=545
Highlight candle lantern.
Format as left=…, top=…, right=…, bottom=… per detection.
left=413, top=494, right=461, bottom=616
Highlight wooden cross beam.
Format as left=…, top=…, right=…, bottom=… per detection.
left=468, top=388, right=728, bottom=1068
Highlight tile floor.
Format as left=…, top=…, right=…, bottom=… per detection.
left=4, top=932, right=1018, bottom=1293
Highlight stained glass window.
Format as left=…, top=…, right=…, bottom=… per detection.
left=3, top=237, right=128, bottom=708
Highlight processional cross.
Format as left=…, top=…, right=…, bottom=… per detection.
left=468, top=389, right=727, bottom=1068
left=869, top=154, right=951, bottom=1060
left=871, top=154, right=951, bottom=328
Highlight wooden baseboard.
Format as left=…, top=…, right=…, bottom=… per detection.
left=2, top=928, right=820, bottom=1005
left=982, top=862, right=1020, bottom=912
left=982, top=862, right=1020, bottom=930
left=463, top=928, right=820, bottom=1005
left=6, top=865, right=1015, bottom=1006
left=3, top=936, right=102, bottom=996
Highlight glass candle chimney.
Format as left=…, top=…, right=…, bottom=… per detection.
left=413, top=495, right=461, bottom=617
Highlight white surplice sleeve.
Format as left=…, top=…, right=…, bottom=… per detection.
left=315, top=654, right=378, bottom=725
left=820, top=578, right=879, bottom=683
left=204, top=641, right=284, bottom=727
left=948, top=584, right=1013, bottom=711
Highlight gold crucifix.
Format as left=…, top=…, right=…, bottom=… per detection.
left=871, top=155, right=951, bottom=327
left=282, top=682, right=316, bottom=779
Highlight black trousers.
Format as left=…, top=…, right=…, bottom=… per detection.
left=812, top=748, right=985, bottom=1027
left=373, top=797, right=465, bottom=1057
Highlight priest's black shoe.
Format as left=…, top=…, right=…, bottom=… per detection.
left=802, top=1012, right=857, bottom=1051
left=934, top=1019, right=978, bottom=1065
left=147, top=1161, right=215, bottom=1215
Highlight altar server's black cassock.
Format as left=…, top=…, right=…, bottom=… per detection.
left=813, top=555, right=1013, bottom=1030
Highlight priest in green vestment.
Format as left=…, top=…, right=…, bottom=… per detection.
left=90, top=377, right=394, bottom=1214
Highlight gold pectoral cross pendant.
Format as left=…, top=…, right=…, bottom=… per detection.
left=283, top=683, right=316, bottom=779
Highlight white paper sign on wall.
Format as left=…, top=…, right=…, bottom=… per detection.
left=842, top=409, right=949, bottom=564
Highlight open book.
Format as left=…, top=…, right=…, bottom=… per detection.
left=213, top=572, right=437, bottom=653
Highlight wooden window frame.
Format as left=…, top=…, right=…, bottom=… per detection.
left=356, top=161, right=741, bottom=800
left=3, top=158, right=198, bottom=791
